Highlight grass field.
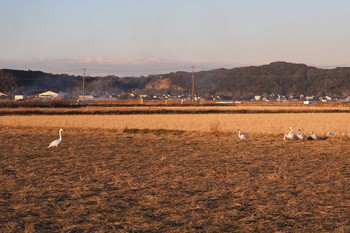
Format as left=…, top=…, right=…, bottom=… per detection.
left=1, top=113, right=349, bottom=135
left=1, top=110, right=349, bottom=232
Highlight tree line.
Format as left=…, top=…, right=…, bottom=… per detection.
left=1, top=62, right=350, bottom=99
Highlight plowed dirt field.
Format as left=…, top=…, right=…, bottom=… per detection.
left=1, top=127, right=349, bottom=232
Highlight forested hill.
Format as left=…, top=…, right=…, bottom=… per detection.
left=0, top=69, right=79, bottom=94
left=1, top=62, right=350, bottom=98
left=158, top=62, right=350, bottom=98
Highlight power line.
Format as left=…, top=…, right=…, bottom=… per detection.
left=82, top=68, right=86, bottom=100
left=191, top=66, right=198, bottom=105
left=85, top=66, right=195, bottom=73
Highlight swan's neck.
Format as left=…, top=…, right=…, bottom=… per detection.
left=59, top=130, right=62, bottom=141
left=289, top=128, right=293, bottom=134
left=237, top=130, right=241, bottom=136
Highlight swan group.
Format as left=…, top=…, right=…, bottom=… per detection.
left=48, top=129, right=63, bottom=148
left=46, top=128, right=348, bottom=146
left=281, top=127, right=344, bottom=141
left=283, top=127, right=320, bottom=140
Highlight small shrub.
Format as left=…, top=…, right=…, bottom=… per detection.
left=209, top=121, right=221, bottom=135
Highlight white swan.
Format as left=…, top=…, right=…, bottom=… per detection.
left=297, top=128, right=307, bottom=140
left=326, top=132, right=335, bottom=137
left=283, top=127, right=298, bottom=140
left=310, top=131, right=319, bottom=140
left=48, top=129, right=63, bottom=148
left=237, top=129, right=248, bottom=140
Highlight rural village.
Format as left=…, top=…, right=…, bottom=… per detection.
left=1, top=89, right=350, bottom=105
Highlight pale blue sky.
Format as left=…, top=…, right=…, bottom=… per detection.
left=1, top=0, right=350, bottom=76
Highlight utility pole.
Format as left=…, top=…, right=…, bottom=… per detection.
left=191, top=66, right=198, bottom=104
left=82, top=68, right=86, bottom=100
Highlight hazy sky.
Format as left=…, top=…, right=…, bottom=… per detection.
left=1, top=0, right=350, bottom=76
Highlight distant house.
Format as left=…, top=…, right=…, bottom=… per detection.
left=319, top=97, right=327, bottom=102
left=305, top=96, right=315, bottom=101
left=304, top=100, right=314, bottom=105
left=268, top=93, right=277, bottom=101
left=38, top=91, right=60, bottom=99
left=325, top=96, right=332, bottom=101
left=254, top=95, right=261, bottom=101
left=0, top=92, right=8, bottom=98
left=14, top=95, right=25, bottom=101
left=276, top=95, right=287, bottom=102
left=79, top=95, right=94, bottom=100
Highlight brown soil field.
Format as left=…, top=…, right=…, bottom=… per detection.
left=1, top=113, right=349, bottom=134
left=0, top=127, right=349, bottom=232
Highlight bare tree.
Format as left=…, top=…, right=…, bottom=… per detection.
left=0, top=70, right=17, bottom=93
left=86, top=78, right=116, bottom=96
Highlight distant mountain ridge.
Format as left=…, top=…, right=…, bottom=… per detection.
left=146, top=61, right=350, bottom=98
left=1, top=61, right=350, bottom=99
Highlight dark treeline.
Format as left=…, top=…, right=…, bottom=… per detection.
left=1, top=62, right=350, bottom=99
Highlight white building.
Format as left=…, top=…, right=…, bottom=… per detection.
left=14, top=95, right=25, bottom=101
left=277, top=94, right=286, bottom=102
left=325, top=96, right=332, bottom=101
left=79, top=95, right=94, bottom=100
left=0, top=92, right=8, bottom=98
left=304, top=100, right=314, bottom=105
left=38, top=91, right=60, bottom=99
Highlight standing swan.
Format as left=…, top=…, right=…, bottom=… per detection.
left=48, top=129, right=63, bottom=148
left=237, top=129, right=248, bottom=140
left=283, top=127, right=298, bottom=140
left=297, top=128, right=307, bottom=140
left=310, top=131, right=319, bottom=140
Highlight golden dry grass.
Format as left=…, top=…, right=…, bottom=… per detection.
left=1, top=113, right=349, bottom=135
left=1, top=127, right=349, bottom=232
